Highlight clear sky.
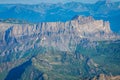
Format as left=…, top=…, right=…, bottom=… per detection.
left=0, top=0, right=120, bottom=4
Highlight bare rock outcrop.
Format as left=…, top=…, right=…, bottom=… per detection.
left=0, top=16, right=119, bottom=51
left=92, top=74, right=120, bottom=80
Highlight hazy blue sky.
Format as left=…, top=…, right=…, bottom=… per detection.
left=0, top=0, right=120, bottom=4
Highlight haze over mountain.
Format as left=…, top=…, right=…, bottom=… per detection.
left=0, top=0, right=120, bottom=33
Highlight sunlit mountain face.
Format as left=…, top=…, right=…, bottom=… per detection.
left=0, top=1, right=120, bottom=33
left=0, top=0, right=120, bottom=80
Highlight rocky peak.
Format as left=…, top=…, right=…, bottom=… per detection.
left=72, top=15, right=94, bottom=24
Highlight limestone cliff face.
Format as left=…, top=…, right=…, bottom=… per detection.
left=0, top=16, right=119, bottom=51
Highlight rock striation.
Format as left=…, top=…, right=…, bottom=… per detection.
left=0, top=16, right=119, bottom=51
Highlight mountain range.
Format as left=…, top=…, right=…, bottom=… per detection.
left=0, top=0, right=120, bottom=80
left=0, top=0, right=120, bottom=33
